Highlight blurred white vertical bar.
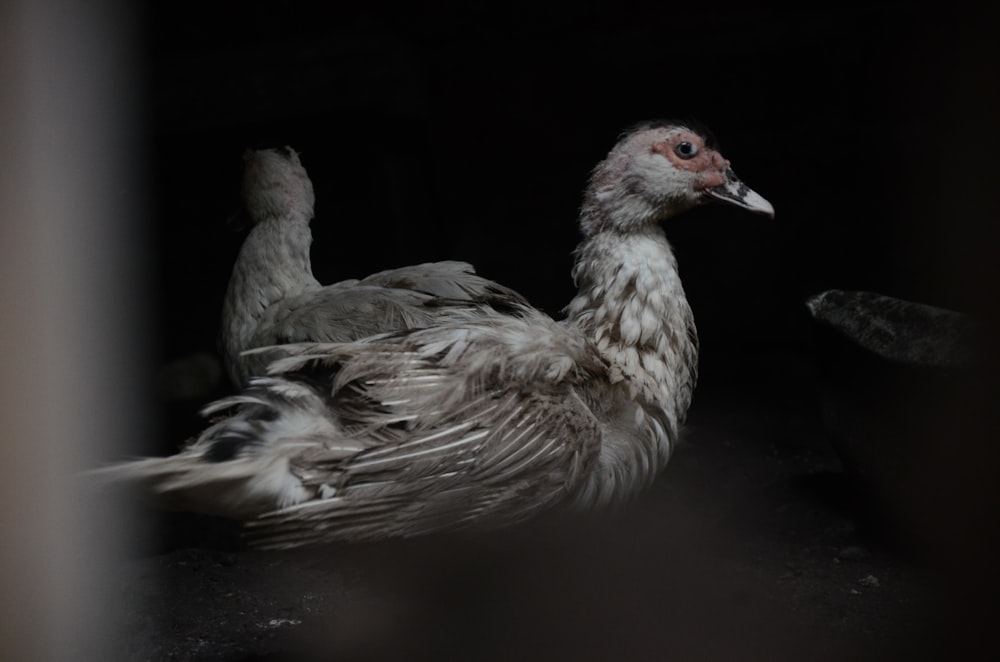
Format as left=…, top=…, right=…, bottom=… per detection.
left=0, top=0, right=148, bottom=659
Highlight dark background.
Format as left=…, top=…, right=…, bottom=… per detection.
left=147, top=2, right=998, bottom=389
left=130, top=2, right=1000, bottom=659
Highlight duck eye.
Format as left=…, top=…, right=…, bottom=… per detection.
left=674, top=141, right=698, bottom=159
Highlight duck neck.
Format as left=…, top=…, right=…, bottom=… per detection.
left=220, top=212, right=320, bottom=382
left=564, top=219, right=699, bottom=502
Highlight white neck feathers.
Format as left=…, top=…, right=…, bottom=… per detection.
left=563, top=223, right=698, bottom=506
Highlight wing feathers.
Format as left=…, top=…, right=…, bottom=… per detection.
left=110, top=313, right=606, bottom=546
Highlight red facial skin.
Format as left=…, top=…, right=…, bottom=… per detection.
left=650, top=130, right=732, bottom=191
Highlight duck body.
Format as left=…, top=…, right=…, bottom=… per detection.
left=107, top=122, right=773, bottom=548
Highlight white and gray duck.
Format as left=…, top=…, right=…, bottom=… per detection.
left=104, top=121, right=774, bottom=549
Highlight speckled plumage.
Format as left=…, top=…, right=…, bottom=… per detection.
left=103, top=123, right=772, bottom=548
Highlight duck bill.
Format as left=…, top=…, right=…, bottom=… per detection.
left=707, top=168, right=775, bottom=217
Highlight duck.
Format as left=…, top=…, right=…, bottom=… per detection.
left=221, top=146, right=528, bottom=387
left=104, top=121, right=773, bottom=549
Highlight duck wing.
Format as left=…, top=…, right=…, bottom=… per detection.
left=232, top=261, right=532, bottom=383
left=356, top=260, right=527, bottom=303
left=107, top=312, right=607, bottom=548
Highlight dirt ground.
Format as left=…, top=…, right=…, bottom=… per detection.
left=109, top=354, right=995, bottom=661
